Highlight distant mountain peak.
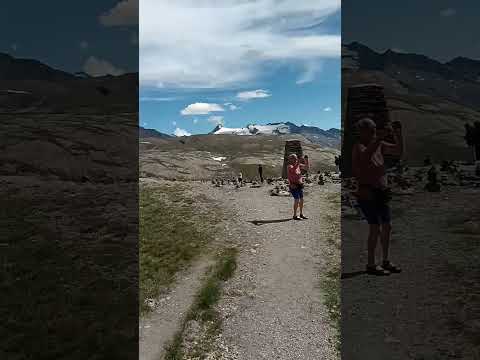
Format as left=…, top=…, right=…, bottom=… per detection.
left=139, top=126, right=172, bottom=139
left=210, top=122, right=340, bottom=148
left=209, top=124, right=223, bottom=134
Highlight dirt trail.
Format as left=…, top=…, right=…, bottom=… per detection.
left=341, top=187, right=480, bottom=360
left=139, top=258, right=215, bottom=360
left=139, top=180, right=339, bottom=360
left=204, top=182, right=339, bottom=360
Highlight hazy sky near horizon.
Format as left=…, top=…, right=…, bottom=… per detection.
left=1, top=0, right=138, bottom=75
left=140, top=0, right=341, bottom=136
left=343, top=0, right=480, bottom=63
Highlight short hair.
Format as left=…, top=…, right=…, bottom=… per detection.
left=356, top=118, right=376, bottom=132
left=288, top=153, right=298, bottom=160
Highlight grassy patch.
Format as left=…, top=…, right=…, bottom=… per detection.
left=164, top=248, right=238, bottom=360
left=320, top=191, right=341, bottom=355
left=140, top=184, right=219, bottom=314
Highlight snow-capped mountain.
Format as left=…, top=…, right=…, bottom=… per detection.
left=210, top=123, right=290, bottom=136
left=210, top=122, right=340, bottom=148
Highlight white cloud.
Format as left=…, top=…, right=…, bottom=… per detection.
left=174, top=128, right=191, bottom=137
left=208, top=115, right=224, bottom=126
left=83, top=56, right=125, bottom=76
left=236, top=89, right=271, bottom=101
left=224, top=103, right=239, bottom=110
left=172, top=121, right=177, bottom=126
left=80, top=41, right=89, bottom=49
left=100, top=0, right=138, bottom=26
left=181, top=102, right=224, bottom=115
left=440, top=8, right=456, bottom=17
left=323, top=107, right=332, bottom=112
left=140, top=96, right=177, bottom=102
left=296, top=61, right=323, bottom=84
left=140, top=0, right=340, bottom=88
left=193, top=118, right=198, bottom=124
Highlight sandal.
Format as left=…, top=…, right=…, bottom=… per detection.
left=293, top=216, right=302, bottom=220
left=300, top=214, right=308, bottom=219
left=366, top=264, right=390, bottom=276
left=382, top=261, right=402, bottom=273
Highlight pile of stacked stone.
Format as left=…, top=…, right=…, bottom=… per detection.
left=425, top=166, right=441, bottom=192
left=270, top=184, right=290, bottom=196
left=342, top=84, right=396, bottom=177
left=318, top=174, right=325, bottom=185
left=282, top=140, right=303, bottom=179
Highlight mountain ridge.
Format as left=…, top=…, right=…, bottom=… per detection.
left=0, top=52, right=138, bottom=113
left=208, top=122, right=340, bottom=148
left=342, top=41, right=480, bottom=164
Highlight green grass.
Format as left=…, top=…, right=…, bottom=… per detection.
left=320, top=193, right=341, bottom=355
left=140, top=185, right=219, bottom=314
left=164, top=248, right=238, bottom=360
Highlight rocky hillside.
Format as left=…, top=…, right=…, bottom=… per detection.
left=0, top=52, right=137, bottom=113
left=140, top=133, right=339, bottom=181
left=342, top=42, right=480, bottom=164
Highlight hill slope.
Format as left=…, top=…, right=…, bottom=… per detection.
left=342, top=42, right=480, bottom=164
left=140, top=133, right=339, bottom=181
left=0, top=52, right=137, bottom=113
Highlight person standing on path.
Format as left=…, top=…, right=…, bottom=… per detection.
left=287, top=153, right=309, bottom=220
left=258, top=164, right=264, bottom=183
left=352, top=118, right=403, bottom=275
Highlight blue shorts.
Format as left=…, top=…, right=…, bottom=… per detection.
left=290, top=187, right=304, bottom=200
left=357, top=200, right=391, bottom=225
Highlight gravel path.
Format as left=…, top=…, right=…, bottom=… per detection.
left=139, top=258, right=214, bottom=360
left=203, top=182, right=339, bottom=360
left=341, top=187, right=480, bottom=360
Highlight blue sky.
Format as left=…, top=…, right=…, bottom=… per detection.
left=1, top=0, right=138, bottom=75
left=140, top=1, right=341, bottom=136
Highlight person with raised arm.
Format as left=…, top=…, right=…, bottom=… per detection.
left=287, top=154, right=309, bottom=220
left=352, top=118, right=403, bottom=275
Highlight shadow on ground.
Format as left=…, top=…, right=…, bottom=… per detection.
left=249, top=218, right=292, bottom=226
left=341, top=270, right=367, bottom=279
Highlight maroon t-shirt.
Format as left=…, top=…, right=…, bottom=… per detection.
left=352, top=142, right=387, bottom=188
left=288, top=164, right=302, bottom=185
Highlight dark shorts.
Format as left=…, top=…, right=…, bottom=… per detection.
left=357, top=200, right=391, bottom=225
left=290, top=187, right=304, bottom=200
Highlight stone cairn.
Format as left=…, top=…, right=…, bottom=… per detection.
left=282, top=140, right=303, bottom=179
left=342, top=84, right=397, bottom=178
left=425, top=166, right=441, bottom=192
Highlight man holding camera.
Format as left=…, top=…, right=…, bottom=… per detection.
left=288, top=153, right=309, bottom=220
left=352, top=118, right=403, bottom=275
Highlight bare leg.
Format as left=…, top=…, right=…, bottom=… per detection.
left=380, top=223, right=392, bottom=262
left=367, top=224, right=380, bottom=266
left=299, top=197, right=304, bottom=215
left=293, top=199, right=299, bottom=217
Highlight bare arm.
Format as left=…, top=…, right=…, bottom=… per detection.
left=381, top=126, right=403, bottom=157
left=299, top=160, right=309, bottom=170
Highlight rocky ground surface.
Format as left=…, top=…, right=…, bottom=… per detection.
left=341, top=166, right=480, bottom=360
left=140, top=179, right=340, bottom=360
left=1, top=114, right=138, bottom=359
